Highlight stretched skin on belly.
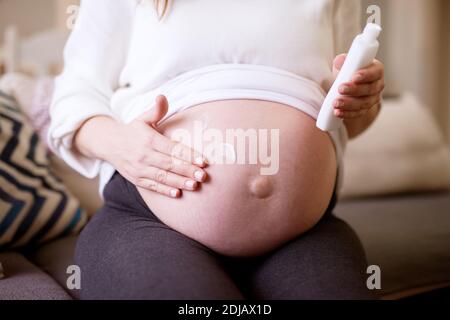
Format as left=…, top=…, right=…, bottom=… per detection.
left=138, top=100, right=338, bottom=257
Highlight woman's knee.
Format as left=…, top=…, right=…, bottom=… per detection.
left=74, top=207, right=243, bottom=299
left=249, top=215, right=373, bottom=300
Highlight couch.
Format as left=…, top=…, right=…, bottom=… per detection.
left=1, top=82, right=450, bottom=299
left=1, top=188, right=450, bottom=300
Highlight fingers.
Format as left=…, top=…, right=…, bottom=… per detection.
left=125, top=150, right=207, bottom=198
left=334, top=95, right=381, bottom=112
left=148, top=131, right=207, bottom=167
left=332, top=57, right=384, bottom=98
left=333, top=56, right=384, bottom=85
left=134, top=178, right=181, bottom=199
left=334, top=109, right=367, bottom=119
left=140, top=150, right=207, bottom=182
left=136, top=95, right=207, bottom=167
left=333, top=54, right=347, bottom=69
left=139, top=166, right=199, bottom=191
left=351, top=59, right=384, bottom=84
left=132, top=160, right=205, bottom=198
left=334, top=96, right=381, bottom=119
left=137, top=95, right=169, bottom=127
left=338, top=80, right=384, bottom=97
left=331, top=58, right=384, bottom=120
left=150, top=95, right=169, bottom=126
left=129, top=95, right=208, bottom=198
left=332, top=54, right=347, bottom=78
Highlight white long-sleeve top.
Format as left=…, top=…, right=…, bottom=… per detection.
left=48, top=0, right=361, bottom=194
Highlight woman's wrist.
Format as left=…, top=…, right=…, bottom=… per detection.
left=344, top=102, right=381, bottom=139
left=73, top=116, right=122, bottom=162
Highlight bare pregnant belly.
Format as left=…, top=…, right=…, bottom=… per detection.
left=137, top=100, right=337, bottom=257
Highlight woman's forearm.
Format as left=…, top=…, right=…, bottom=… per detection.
left=344, top=102, right=381, bottom=139
left=73, top=116, right=122, bottom=161
left=71, top=97, right=208, bottom=198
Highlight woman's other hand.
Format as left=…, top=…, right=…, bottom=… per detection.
left=74, top=95, right=208, bottom=198
left=332, top=54, right=385, bottom=119
left=331, top=54, right=385, bottom=138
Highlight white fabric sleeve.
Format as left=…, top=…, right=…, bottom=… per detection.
left=48, top=0, right=135, bottom=178
left=333, top=0, right=362, bottom=56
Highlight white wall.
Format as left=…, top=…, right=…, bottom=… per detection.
left=363, top=0, right=449, bottom=141
left=55, top=0, right=79, bottom=30
left=1, top=0, right=449, bottom=139
left=0, top=0, right=79, bottom=39
left=441, top=0, right=450, bottom=142
left=0, top=0, right=56, bottom=41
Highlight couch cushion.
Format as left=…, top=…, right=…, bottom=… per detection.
left=0, top=251, right=71, bottom=299
left=29, top=235, right=79, bottom=299
left=340, top=94, right=450, bottom=199
left=334, top=192, right=450, bottom=297
left=50, top=156, right=102, bottom=217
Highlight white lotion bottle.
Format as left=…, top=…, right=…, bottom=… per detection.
left=316, top=23, right=382, bottom=132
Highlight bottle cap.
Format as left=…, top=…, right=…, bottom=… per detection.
left=363, top=23, right=382, bottom=42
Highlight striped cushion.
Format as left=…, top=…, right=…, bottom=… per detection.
left=0, top=91, right=87, bottom=249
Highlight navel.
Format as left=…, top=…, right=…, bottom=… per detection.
left=249, top=176, right=274, bottom=199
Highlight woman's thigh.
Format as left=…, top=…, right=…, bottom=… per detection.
left=74, top=174, right=244, bottom=300
left=245, top=215, right=374, bottom=300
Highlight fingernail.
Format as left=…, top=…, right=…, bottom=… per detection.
left=334, top=110, right=343, bottom=117
left=353, top=74, right=363, bottom=82
left=170, top=189, right=180, bottom=198
left=194, top=170, right=206, bottom=182
left=194, top=157, right=205, bottom=166
left=339, top=85, right=349, bottom=94
left=185, top=180, right=197, bottom=190
left=333, top=100, right=343, bottom=108
left=333, top=100, right=339, bottom=108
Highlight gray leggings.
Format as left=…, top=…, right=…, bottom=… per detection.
left=75, top=172, right=373, bottom=300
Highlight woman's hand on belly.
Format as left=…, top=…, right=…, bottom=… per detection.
left=77, top=95, right=208, bottom=198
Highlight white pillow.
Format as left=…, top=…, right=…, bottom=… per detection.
left=340, top=93, right=450, bottom=199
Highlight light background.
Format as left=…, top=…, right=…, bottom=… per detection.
left=1, top=0, right=449, bottom=141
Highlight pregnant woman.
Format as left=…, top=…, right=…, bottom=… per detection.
left=49, top=0, right=384, bottom=299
